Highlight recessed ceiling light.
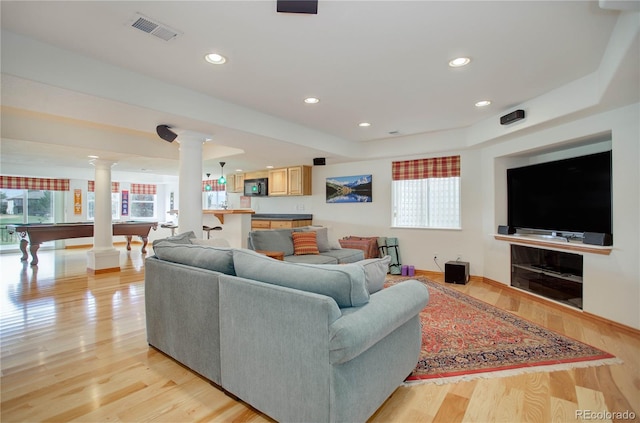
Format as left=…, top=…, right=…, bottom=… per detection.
left=475, top=100, right=492, bottom=107
left=449, top=57, right=471, bottom=68
left=266, top=165, right=274, bottom=169
left=358, top=122, right=371, bottom=127
left=88, top=155, right=99, bottom=159
left=235, top=168, right=243, bottom=172
left=204, top=53, right=227, bottom=65
left=304, top=97, right=320, bottom=104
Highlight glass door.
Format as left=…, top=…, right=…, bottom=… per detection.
left=0, top=189, right=55, bottom=252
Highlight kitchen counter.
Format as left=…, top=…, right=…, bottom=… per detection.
left=202, top=209, right=254, bottom=249
left=252, top=213, right=313, bottom=221
left=251, top=214, right=313, bottom=230
left=203, top=209, right=255, bottom=224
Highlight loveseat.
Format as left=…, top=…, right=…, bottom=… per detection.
left=145, top=234, right=430, bottom=423
left=248, top=226, right=366, bottom=264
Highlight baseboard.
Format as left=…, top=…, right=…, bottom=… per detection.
left=413, top=269, right=640, bottom=337
left=481, top=276, right=640, bottom=337
left=66, top=241, right=141, bottom=250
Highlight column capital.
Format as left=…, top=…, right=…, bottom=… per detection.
left=90, top=158, right=118, bottom=169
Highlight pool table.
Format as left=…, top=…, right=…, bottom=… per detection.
left=7, top=221, right=158, bottom=265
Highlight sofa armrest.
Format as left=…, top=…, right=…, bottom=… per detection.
left=329, top=279, right=429, bottom=364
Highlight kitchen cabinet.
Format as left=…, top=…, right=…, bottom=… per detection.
left=228, top=173, right=245, bottom=193
left=251, top=214, right=313, bottom=230
left=268, top=165, right=312, bottom=196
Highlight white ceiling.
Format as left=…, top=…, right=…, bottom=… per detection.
left=0, top=0, right=638, bottom=179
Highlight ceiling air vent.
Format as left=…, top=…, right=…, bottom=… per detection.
left=129, top=13, right=181, bottom=42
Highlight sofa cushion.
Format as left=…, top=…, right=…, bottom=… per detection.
left=153, top=243, right=235, bottom=275
left=233, top=249, right=370, bottom=307
left=249, top=229, right=294, bottom=256
left=293, top=226, right=331, bottom=252
left=284, top=254, right=337, bottom=264
left=191, top=237, right=231, bottom=247
left=320, top=248, right=365, bottom=264
left=292, top=231, right=320, bottom=255
left=154, top=230, right=197, bottom=245
left=358, top=255, right=391, bottom=294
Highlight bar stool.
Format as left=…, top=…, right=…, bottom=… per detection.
left=203, top=225, right=223, bottom=239
left=160, top=223, right=178, bottom=236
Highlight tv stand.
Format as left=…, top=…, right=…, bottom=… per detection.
left=511, top=245, right=583, bottom=309
left=494, top=233, right=612, bottom=255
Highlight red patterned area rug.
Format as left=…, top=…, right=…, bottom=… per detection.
left=385, top=276, right=620, bottom=385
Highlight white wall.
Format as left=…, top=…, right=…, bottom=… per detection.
left=250, top=149, right=485, bottom=275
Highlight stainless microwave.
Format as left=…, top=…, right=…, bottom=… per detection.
left=244, top=178, right=268, bottom=196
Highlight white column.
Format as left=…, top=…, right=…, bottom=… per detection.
left=177, top=135, right=204, bottom=236
left=87, top=159, right=120, bottom=273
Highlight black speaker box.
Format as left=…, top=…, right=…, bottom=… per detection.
left=497, top=225, right=516, bottom=235
left=583, top=232, right=612, bottom=246
left=313, top=157, right=326, bottom=166
left=445, top=261, right=470, bottom=285
left=277, top=0, right=318, bottom=14
left=156, top=125, right=177, bottom=143
left=500, top=109, right=525, bottom=125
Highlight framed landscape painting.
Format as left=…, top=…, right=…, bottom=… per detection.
left=326, top=174, right=372, bottom=203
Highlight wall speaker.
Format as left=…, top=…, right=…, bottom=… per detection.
left=500, top=109, right=525, bottom=125
left=497, top=225, right=516, bottom=235
left=445, top=261, right=470, bottom=285
left=156, top=125, right=177, bottom=143
left=277, top=0, right=318, bottom=14
left=313, top=157, right=326, bottom=166
left=583, top=232, right=613, bottom=246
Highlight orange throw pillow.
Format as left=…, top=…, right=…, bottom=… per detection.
left=292, top=231, right=320, bottom=255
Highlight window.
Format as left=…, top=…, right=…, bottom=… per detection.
left=130, top=184, right=157, bottom=219
left=202, top=179, right=226, bottom=209
left=87, top=192, right=120, bottom=220
left=87, top=181, right=120, bottom=220
left=0, top=176, right=68, bottom=250
left=392, top=156, right=461, bottom=229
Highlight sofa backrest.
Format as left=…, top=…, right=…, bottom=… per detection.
left=153, top=242, right=236, bottom=275
left=233, top=248, right=370, bottom=307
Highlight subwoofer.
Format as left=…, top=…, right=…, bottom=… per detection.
left=445, top=261, right=470, bottom=285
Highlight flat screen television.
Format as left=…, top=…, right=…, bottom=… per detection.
left=507, top=150, right=612, bottom=235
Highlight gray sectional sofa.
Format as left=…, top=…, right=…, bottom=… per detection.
left=248, top=227, right=365, bottom=264
left=145, top=234, right=430, bottom=423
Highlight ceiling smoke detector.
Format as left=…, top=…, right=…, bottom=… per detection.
left=129, top=13, right=182, bottom=42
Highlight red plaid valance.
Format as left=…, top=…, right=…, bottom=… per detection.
left=0, top=175, right=70, bottom=191
left=88, top=181, right=120, bottom=193
left=131, top=183, right=157, bottom=195
left=202, top=180, right=226, bottom=192
left=392, top=155, right=460, bottom=181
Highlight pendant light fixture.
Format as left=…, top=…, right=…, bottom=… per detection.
left=218, top=162, right=226, bottom=185
left=204, top=173, right=212, bottom=191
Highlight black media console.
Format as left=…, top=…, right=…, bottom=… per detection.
left=510, top=244, right=583, bottom=309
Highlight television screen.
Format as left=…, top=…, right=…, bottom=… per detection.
left=507, top=151, right=612, bottom=235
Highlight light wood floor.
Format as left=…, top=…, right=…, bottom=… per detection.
left=1, top=247, right=638, bottom=423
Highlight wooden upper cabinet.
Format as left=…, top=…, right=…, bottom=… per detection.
left=288, top=165, right=312, bottom=196
left=228, top=174, right=245, bottom=193
left=268, top=168, right=288, bottom=196
left=268, top=165, right=312, bottom=196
